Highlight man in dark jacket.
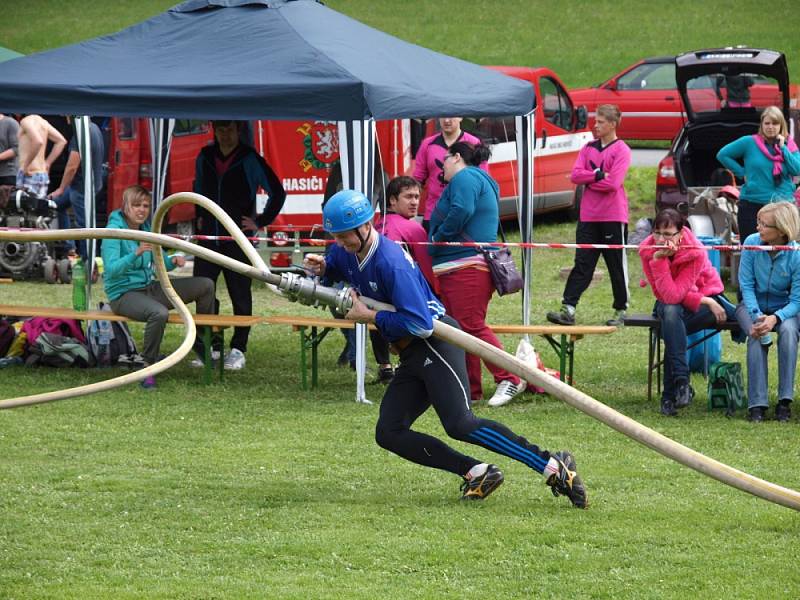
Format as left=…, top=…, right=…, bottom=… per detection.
left=193, top=120, right=286, bottom=370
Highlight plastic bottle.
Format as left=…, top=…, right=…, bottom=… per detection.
left=753, top=312, right=772, bottom=346
left=72, top=258, right=87, bottom=311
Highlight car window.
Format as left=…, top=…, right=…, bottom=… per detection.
left=472, top=116, right=515, bottom=143
left=174, top=119, right=210, bottom=137
left=685, top=72, right=782, bottom=116
left=617, top=63, right=675, bottom=90
left=118, top=117, right=136, bottom=140
left=541, top=77, right=575, bottom=131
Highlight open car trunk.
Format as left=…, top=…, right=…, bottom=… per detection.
left=673, top=117, right=759, bottom=189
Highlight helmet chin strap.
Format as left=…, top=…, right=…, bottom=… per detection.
left=355, top=223, right=372, bottom=255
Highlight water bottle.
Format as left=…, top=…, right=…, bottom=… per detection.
left=753, top=312, right=772, bottom=346
left=72, top=258, right=87, bottom=311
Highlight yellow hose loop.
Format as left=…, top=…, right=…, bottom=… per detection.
left=430, top=319, right=800, bottom=512
left=0, top=192, right=273, bottom=409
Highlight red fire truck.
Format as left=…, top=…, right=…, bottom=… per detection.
left=103, top=66, right=591, bottom=269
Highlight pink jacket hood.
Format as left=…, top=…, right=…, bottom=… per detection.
left=638, top=226, right=723, bottom=312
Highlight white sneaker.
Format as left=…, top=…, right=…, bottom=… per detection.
left=487, top=379, right=527, bottom=407
left=223, top=348, right=246, bottom=370
left=190, top=350, right=221, bottom=368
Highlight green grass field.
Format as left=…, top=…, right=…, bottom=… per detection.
left=2, top=3, right=800, bottom=599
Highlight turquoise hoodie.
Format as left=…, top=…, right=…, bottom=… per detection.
left=739, top=232, right=800, bottom=322
left=102, top=209, right=176, bottom=301
left=428, top=166, right=500, bottom=265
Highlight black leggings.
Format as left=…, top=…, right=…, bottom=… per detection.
left=376, top=317, right=551, bottom=477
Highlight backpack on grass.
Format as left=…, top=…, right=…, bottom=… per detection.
left=25, top=333, right=91, bottom=368
left=707, top=361, right=746, bottom=416
left=87, top=303, right=138, bottom=367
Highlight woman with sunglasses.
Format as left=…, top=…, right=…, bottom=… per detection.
left=734, top=202, right=800, bottom=422
left=639, top=208, right=732, bottom=416
left=428, top=141, right=525, bottom=407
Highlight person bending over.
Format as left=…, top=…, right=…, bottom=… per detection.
left=303, top=189, right=587, bottom=507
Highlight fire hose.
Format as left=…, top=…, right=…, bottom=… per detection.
left=0, top=192, right=798, bottom=511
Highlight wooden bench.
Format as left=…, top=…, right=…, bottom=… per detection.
left=622, top=313, right=742, bottom=403
left=0, top=303, right=265, bottom=384
left=265, top=315, right=617, bottom=390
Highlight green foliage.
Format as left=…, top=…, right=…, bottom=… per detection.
left=1, top=1, right=798, bottom=84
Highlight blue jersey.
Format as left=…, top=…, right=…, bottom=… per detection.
left=324, top=234, right=445, bottom=342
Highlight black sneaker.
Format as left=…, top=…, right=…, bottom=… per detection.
left=775, top=400, right=791, bottom=422
left=674, top=383, right=694, bottom=409
left=377, top=366, right=394, bottom=384
left=460, top=464, right=504, bottom=500
left=660, top=397, right=677, bottom=417
left=546, top=306, right=575, bottom=326
left=546, top=451, right=588, bottom=509
left=748, top=406, right=765, bottom=422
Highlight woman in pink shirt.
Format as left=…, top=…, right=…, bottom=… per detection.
left=639, top=208, right=733, bottom=416
left=413, top=117, right=484, bottom=229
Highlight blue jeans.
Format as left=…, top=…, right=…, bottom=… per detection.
left=655, top=301, right=718, bottom=401
left=735, top=305, right=799, bottom=408
left=53, top=187, right=86, bottom=258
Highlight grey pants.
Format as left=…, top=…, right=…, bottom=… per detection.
left=110, top=277, right=215, bottom=365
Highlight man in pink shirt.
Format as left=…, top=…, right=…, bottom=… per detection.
left=546, top=104, right=632, bottom=327
left=376, top=176, right=436, bottom=290
left=412, top=117, right=484, bottom=229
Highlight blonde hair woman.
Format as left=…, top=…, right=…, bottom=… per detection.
left=101, top=185, right=215, bottom=389
left=717, top=105, right=800, bottom=241
left=735, top=201, right=800, bottom=422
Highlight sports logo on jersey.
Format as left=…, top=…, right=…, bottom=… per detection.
left=423, top=357, right=433, bottom=367
left=369, top=281, right=378, bottom=292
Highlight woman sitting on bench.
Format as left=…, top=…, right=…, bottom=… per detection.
left=734, top=202, right=800, bottom=422
left=102, top=185, right=215, bottom=390
left=639, top=208, right=734, bottom=416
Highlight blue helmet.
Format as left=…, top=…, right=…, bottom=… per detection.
left=323, top=190, right=373, bottom=233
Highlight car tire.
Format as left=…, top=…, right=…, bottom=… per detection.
left=57, top=258, right=72, bottom=284
left=43, top=258, right=58, bottom=284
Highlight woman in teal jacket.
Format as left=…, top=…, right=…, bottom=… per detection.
left=717, top=106, right=800, bottom=241
left=734, top=202, right=800, bottom=422
left=102, top=185, right=215, bottom=389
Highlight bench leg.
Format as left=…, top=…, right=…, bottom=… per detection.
left=311, top=326, right=318, bottom=389
left=565, top=335, right=575, bottom=385
left=541, top=334, right=568, bottom=383
left=299, top=326, right=308, bottom=390
left=203, top=327, right=212, bottom=385
left=218, top=328, right=225, bottom=382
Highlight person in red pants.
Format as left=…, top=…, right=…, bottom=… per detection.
left=428, top=141, right=525, bottom=407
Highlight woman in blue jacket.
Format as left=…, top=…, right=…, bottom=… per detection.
left=734, top=202, right=800, bottom=422
left=102, top=185, right=215, bottom=389
left=717, top=106, right=800, bottom=241
left=428, top=142, right=525, bottom=408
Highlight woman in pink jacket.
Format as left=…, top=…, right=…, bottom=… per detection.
left=639, top=208, right=732, bottom=416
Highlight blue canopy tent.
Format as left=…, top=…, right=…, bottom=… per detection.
left=0, top=0, right=537, bottom=401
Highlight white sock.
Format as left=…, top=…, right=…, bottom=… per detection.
left=466, top=463, right=489, bottom=480
left=543, top=457, right=560, bottom=481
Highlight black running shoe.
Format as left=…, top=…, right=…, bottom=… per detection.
left=546, top=451, right=588, bottom=509
left=674, top=383, right=694, bottom=408
left=460, top=464, right=504, bottom=500
left=546, top=306, right=575, bottom=326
